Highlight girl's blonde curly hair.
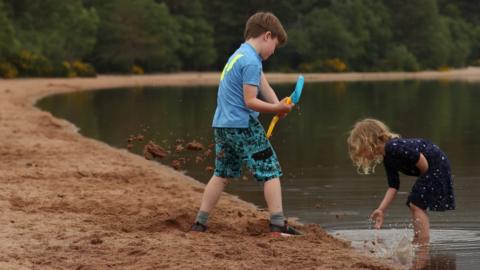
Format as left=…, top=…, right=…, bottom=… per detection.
left=347, top=118, right=399, bottom=174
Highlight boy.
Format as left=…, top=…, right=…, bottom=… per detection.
left=191, top=12, right=301, bottom=236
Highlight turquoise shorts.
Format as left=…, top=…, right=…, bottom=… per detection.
left=213, top=117, right=282, bottom=181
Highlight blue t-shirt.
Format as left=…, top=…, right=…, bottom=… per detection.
left=212, top=43, right=262, bottom=128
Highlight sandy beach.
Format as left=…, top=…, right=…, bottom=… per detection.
left=2, top=69, right=480, bottom=269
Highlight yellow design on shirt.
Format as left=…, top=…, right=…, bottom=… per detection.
left=220, top=53, right=244, bottom=81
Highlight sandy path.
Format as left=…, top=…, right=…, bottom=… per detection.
left=2, top=69, right=479, bottom=269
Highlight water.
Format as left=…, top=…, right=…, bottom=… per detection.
left=333, top=228, right=480, bottom=269
left=37, top=80, right=480, bottom=269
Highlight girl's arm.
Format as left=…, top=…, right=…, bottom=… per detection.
left=370, top=187, right=397, bottom=229
left=244, top=84, right=292, bottom=114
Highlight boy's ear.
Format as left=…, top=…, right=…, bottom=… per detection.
left=264, top=31, right=272, bottom=40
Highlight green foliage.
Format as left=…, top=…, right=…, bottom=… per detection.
left=161, top=0, right=216, bottom=70
left=71, top=60, right=96, bottom=77
left=299, top=58, right=348, bottom=73
left=5, top=0, right=98, bottom=63
left=387, top=0, right=450, bottom=69
left=304, top=8, right=356, bottom=61
left=439, top=0, right=480, bottom=25
left=1, top=0, right=480, bottom=74
left=330, top=0, right=393, bottom=70
left=90, top=0, right=180, bottom=72
left=0, top=1, right=17, bottom=58
left=175, top=16, right=216, bottom=70
left=443, top=16, right=475, bottom=67
left=0, top=61, right=18, bottom=78
left=131, top=65, right=144, bottom=75
left=52, top=60, right=95, bottom=77
left=55, top=62, right=77, bottom=78
left=11, top=49, right=53, bottom=77
left=382, top=45, right=420, bottom=71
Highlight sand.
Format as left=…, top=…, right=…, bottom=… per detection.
left=2, top=69, right=480, bottom=269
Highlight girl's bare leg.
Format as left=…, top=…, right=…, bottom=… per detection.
left=409, top=203, right=430, bottom=245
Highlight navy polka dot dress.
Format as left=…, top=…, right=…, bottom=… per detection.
left=383, top=138, right=455, bottom=211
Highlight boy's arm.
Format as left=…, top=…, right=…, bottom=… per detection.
left=244, top=84, right=292, bottom=114
left=258, top=72, right=280, bottom=104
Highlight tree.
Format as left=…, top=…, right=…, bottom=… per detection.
left=387, top=0, right=450, bottom=69
left=5, top=0, right=98, bottom=62
left=159, top=0, right=216, bottom=70
left=439, top=0, right=480, bottom=25
left=90, top=0, right=180, bottom=72
left=330, top=0, right=392, bottom=70
left=0, top=0, right=17, bottom=58
left=303, top=8, right=355, bottom=62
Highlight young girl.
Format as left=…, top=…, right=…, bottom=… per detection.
left=347, top=118, right=455, bottom=245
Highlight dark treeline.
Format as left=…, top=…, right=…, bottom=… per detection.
left=1, top=0, right=480, bottom=78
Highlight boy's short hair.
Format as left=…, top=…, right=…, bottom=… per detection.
left=244, top=12, right=287, bottom=47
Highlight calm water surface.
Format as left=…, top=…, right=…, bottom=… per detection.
left=38, top=80, right=480, bottom=269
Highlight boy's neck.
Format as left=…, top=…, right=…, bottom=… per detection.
left=246, top=39, right=262, bottom=55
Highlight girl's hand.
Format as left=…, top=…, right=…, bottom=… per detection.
left=369, top=209, right=384, bottom=229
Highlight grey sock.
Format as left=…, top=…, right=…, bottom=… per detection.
left=195, top=210, right=209, bottom=225
left=270, top=212, right=285, bottom=227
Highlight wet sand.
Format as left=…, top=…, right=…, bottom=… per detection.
left=2, top=69, right=480, bottom=269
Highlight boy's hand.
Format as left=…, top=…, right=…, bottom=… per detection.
left=369, top=209, right=384, bottom=229
left=276, top=97, right=294, bottom=115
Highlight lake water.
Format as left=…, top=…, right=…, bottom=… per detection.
left=37, top=80, right=480, bottom=269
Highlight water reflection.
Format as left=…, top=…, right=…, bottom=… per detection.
left=334, top=229, right=468, bottom=269
left=413, top=246, right=456, bottom=270
left=37, top=80, right=480, bottom=270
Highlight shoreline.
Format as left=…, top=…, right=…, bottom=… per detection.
left=3, top=69, right=479, bottom=269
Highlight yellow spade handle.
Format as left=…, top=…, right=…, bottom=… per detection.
left=266, top=97, right=292, bottom=139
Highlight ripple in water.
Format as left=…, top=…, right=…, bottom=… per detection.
left=331, top=228, right=480, bottom=270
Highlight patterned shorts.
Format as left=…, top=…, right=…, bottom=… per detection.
left=213, top=117, right=282, bottom=181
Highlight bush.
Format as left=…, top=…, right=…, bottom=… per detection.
left=438, top=65, right=450, bottom=72
left=298, top=62, right=315, bottom=73
left=71, top=60, right=97, bottom=77
left=299, top=58, right=348, bottom=73
left=54, top=61, right=77, bottom=77
left=0, top=62, right=18, bottom=78
left=51, top=60, right=96, bottom=78
left=11, top=49, right=53, bottom=76
left=383, top=46, right=420, bottom=71
left=322, top=58, right=348, bottom=72
left=131, top=65, right=144, bottom=75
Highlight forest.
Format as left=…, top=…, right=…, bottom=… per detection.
left=1, top=0, right=479, bottom=77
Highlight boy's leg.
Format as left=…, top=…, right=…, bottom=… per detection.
left=409, top=203, right=430, bottom=245
left=263, top=178, right=284, bottom=225
left=194, top=175, right=228, bottom=226
left=192, top=127, right=241, bottom=232
left=263, top=177, right=302, bottom=235
left=245, top=117, right=301, bottom=235
left=199, top=175, right=228, bottom=213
